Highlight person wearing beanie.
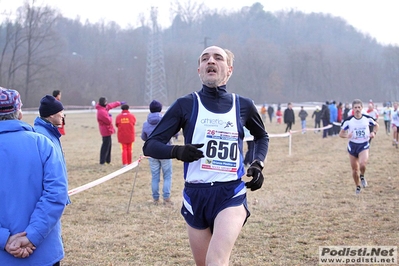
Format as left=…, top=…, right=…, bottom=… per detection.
left=0, top=87, right=22, bottom=116
left=115, top=104, right=136, bottom=166
left=141, top=100, right=177, bottom=205
left=35, top=95, right=66, bottom=173
left=36, top=95, right=65, bottom=142
left=34, top=94, right=70, bottom=204
left=53, top=90, right=66, bottom=135
left=149, top=100, right=162, bottom=113
left=38, top=95, right=64, bottom=126
left=0, top=88, right=69, bottom=265
left=96, top=96, right=125, bottom=165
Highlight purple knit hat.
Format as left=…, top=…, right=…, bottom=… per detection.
left=0, top=87, right=23, bottom=114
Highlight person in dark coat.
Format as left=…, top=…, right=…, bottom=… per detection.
left=343, top=103, right=351, bottom=121
left=320, top=102, right=331, bottom=138
left=312, top=106, right=322, bottom=133
left=283, top=102, right=295, bottom=132
left=267, top=105, right=274, bottom=123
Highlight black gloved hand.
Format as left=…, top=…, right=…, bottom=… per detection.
left=246, top=161, right=264, bottom=191
left=171, top=144, right=204, bottom=162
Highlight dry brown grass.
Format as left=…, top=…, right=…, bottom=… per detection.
left=22, top=111, right=398, bottom=266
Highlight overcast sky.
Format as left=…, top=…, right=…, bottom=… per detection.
left=2, top=0, right=398, bottom=46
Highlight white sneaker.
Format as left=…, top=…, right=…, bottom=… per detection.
left=361, top=177, right=368, bottom=188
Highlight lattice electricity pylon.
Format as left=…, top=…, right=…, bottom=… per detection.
left=145, top=7, right=168, bottom=105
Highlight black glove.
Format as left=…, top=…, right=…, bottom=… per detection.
left=171, top=144, right=204, bottom=162
left=246, top=161, right=264, bottom=191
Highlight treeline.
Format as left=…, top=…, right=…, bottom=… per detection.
left=0, top=1, right=398, bottom=107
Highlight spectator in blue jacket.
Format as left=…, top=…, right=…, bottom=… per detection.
left=34, top=95, right=71, bottom=206
left=329, top=100, right=338, bottom=136
left=0, top=87, right=68, bottom=265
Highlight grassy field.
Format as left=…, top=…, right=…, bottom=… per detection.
left=22, top=110, right=398, bottom=266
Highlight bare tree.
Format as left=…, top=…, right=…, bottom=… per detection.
left=0, top=17, right=13, bottom=85
left=383, top=46, right=399, bottom=100
left=6, top=20, right=26, bottom=89
left=3, top=0, right=61, bottom=106
left=170, top=0, right=207, bottom=26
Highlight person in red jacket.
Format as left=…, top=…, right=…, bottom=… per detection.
left=115, top=104, right=136, bottom=166
left=96, top=97, right=123, bottom=165
left=276, top=106, right=282, bottom=124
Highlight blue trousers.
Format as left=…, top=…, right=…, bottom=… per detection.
left=149, top=158, right=172, bottom=200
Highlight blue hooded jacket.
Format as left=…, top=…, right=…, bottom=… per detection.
left=141, top=112, right=178, bottom=144
left=141, top=112, right=163, bottom=141
left=329, top=103, right=338, bottom=123
left=0, top=119, right=68, bottom=265
left=34, top=116, right=71, bottom=205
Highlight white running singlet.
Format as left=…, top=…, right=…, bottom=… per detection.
left=186, top=92, right=242, bottom=183
left=391, top=109, right=399, bottom=126
left=341, top=115, right=376, bottom=144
